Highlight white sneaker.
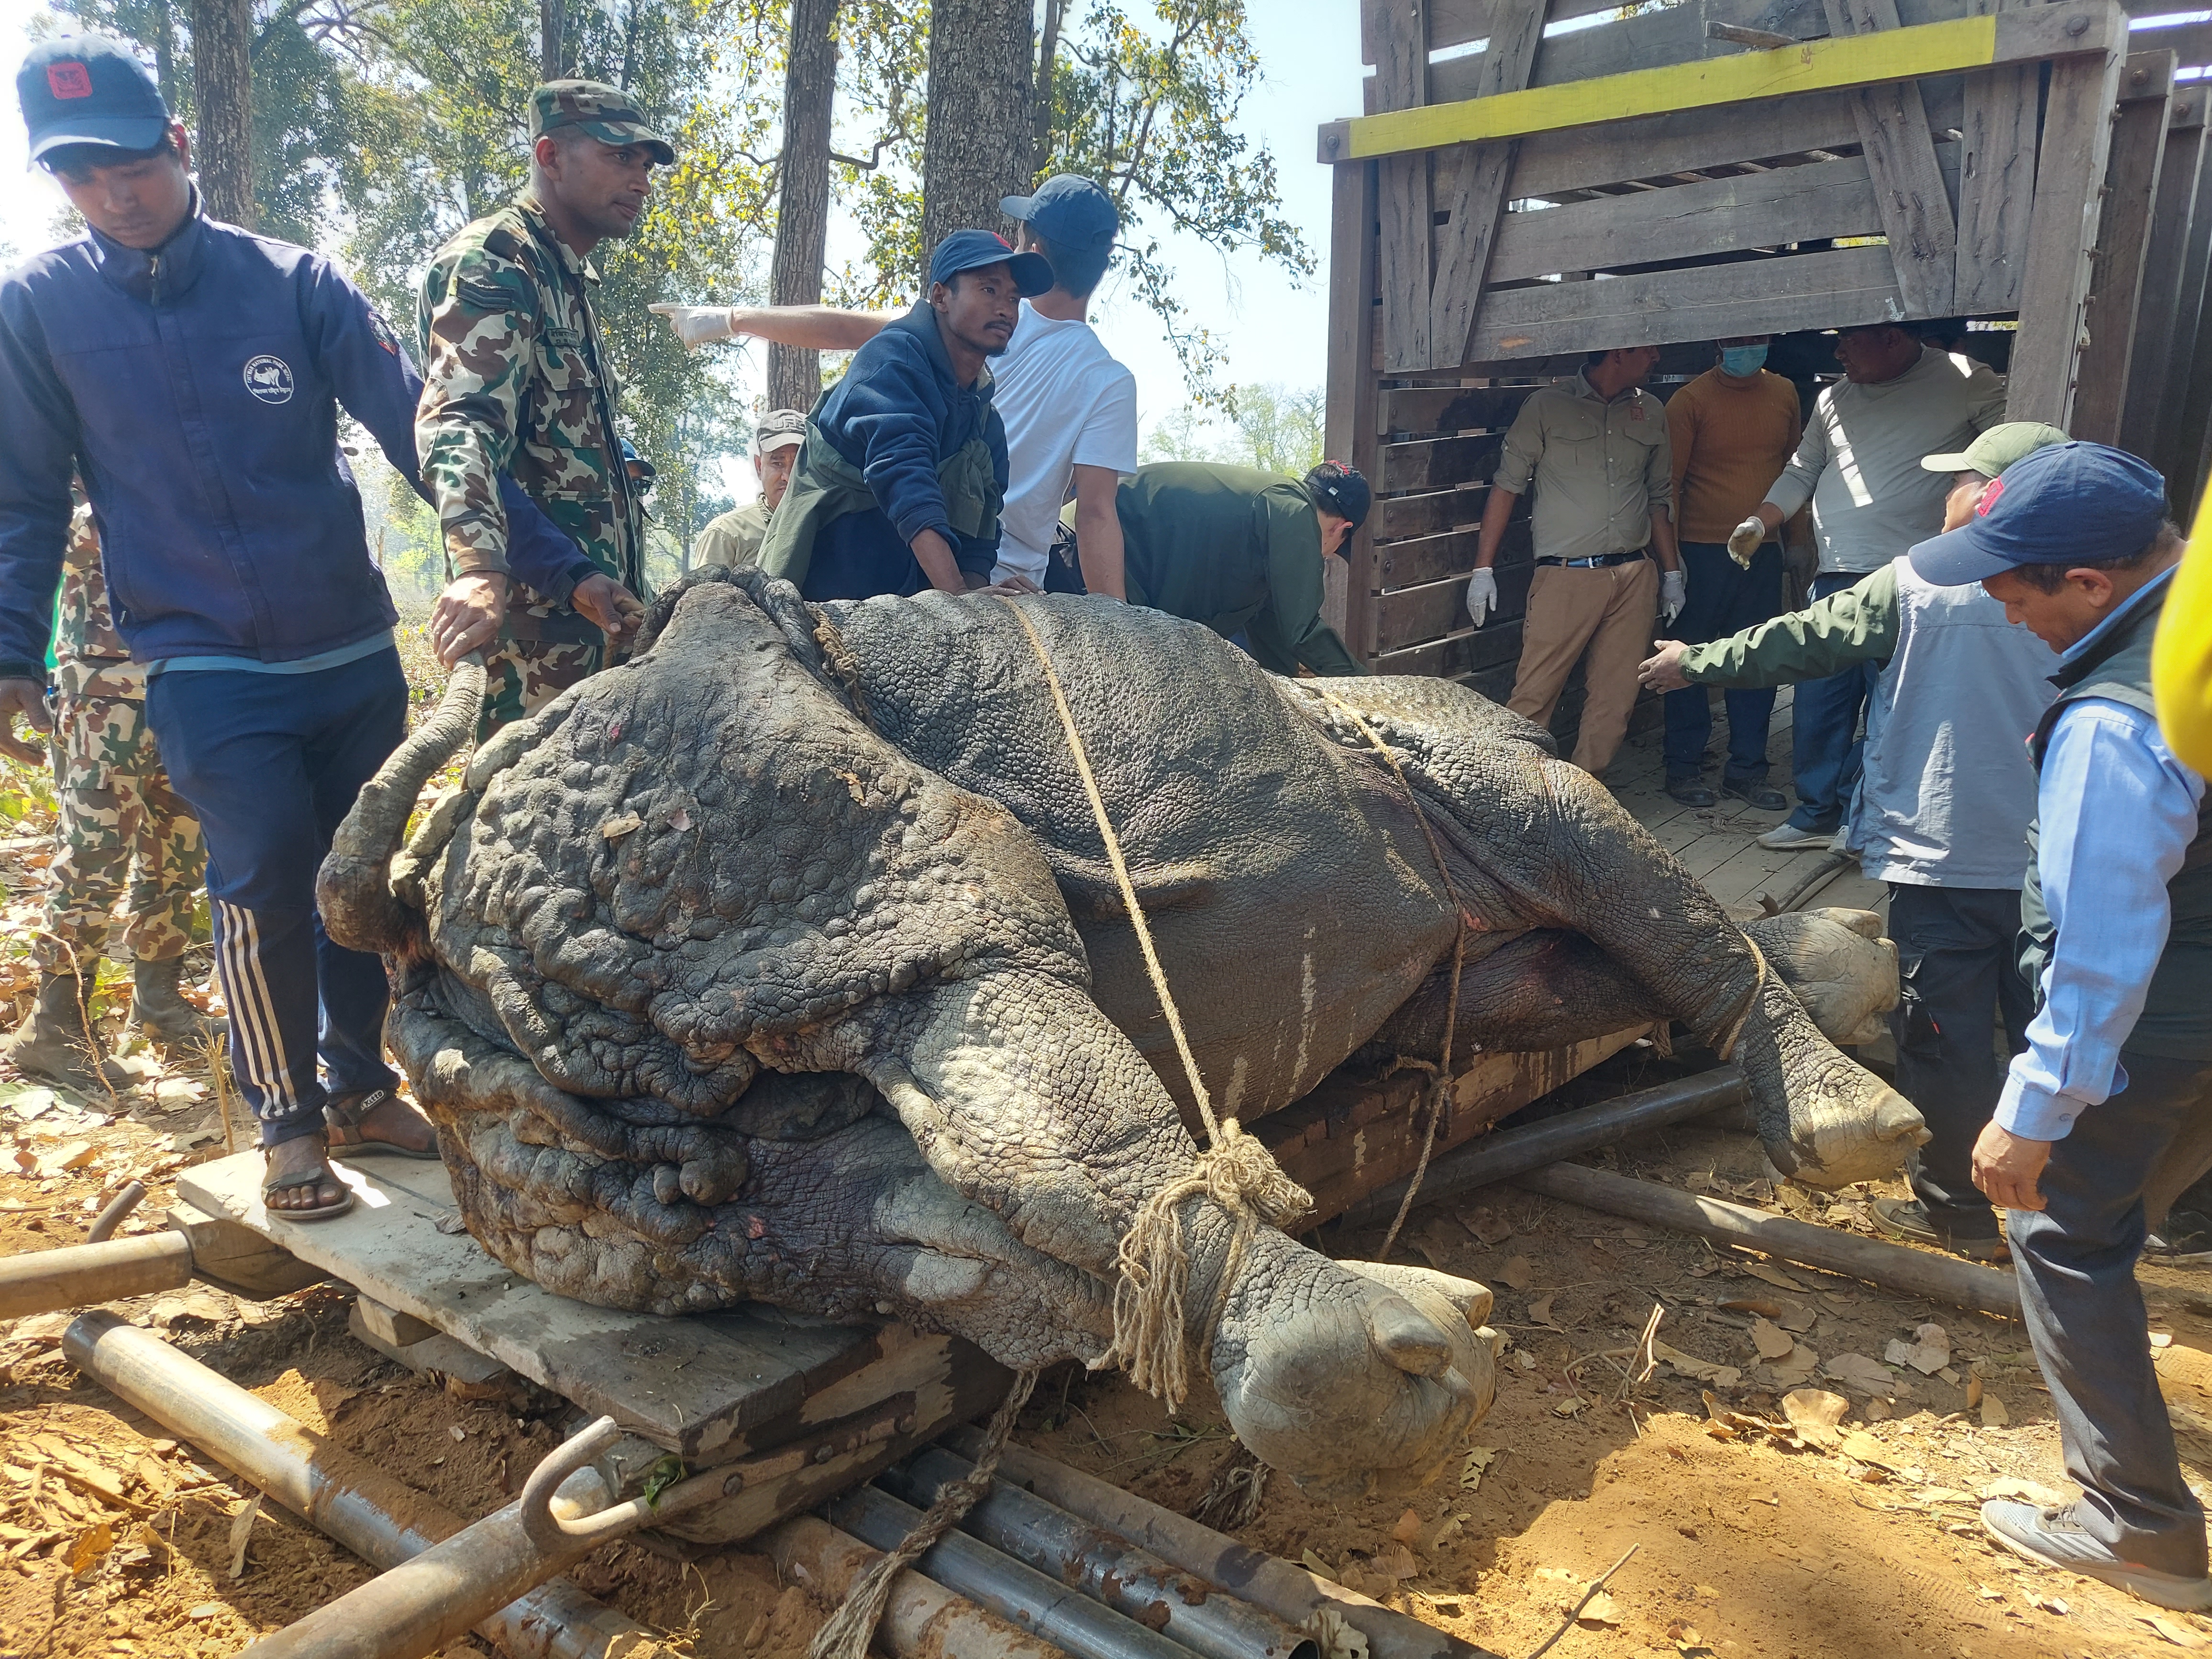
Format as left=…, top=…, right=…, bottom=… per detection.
left=1758, top=822, right=1831, bottom=850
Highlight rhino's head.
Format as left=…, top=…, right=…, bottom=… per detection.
left=321, top=570, right=1493, bottom=1493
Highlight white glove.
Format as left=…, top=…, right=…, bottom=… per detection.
left=1726, top=514, right=1767, bottom=566
left=1659, top=568, right=1687, bottom=628
left=1465, top=567, right=1497, bottom=629
left=647, top=303, right=737, bottom=349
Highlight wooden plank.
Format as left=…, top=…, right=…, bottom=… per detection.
left=2010, top=43, right=2126, bottom=425
left=2073, top=54, right=2174, bottom=442
left=175, top=1153, right=920, bottom=1463
left=2157, top=123, right=2212, bottom=498
left=1379, top=486, right=1489, bottom=540
left=1825, top=0, right=1959, bottom=315
left=1382, top=432, right=1503, bottom=493
left=1424, top=0, right=1551, bottom=373
left=1320, top=3, right=2121, bottom=163
left=1375, top=0, right=1436, bottom=373
left=1484, top=148, right=1958, bottom=284
left=1508, top=79, right=1964, bottom=199
left=1371, top=619, right=1531, bottom=678
left=1262, top=1025, right=1655, bottom=1227
left=1375, top=521, right=1532, bottom=589
left=2119, top=90, right=2206, bottom=462
left=1326, top=159, right=1383, bottom=657
left=1954, top=0, right=2040, bottom=312
left=1375, top=562, right=1541, bottom=651
left=1380, top=384, right=1537, bottom=435
left=1467, top=244, right=1904, bottom=361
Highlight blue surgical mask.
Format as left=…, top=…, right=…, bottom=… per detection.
left=1720, top=344, right=1769, bottom=377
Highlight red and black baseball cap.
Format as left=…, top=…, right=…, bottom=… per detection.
left=18, top=35, right=172, bottom=166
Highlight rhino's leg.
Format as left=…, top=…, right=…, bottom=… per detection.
left=1292, top=678, right=1924, bottom=1187
left=801, top=971, right=1496, bottom=1498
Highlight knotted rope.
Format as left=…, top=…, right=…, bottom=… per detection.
left=997, top=598, right=1310, bottom=1415
left=806, top=1366, right=1040, bottom=1659
left=1310, top=687, right=1471, bottom=1261
left=1709, top=934, right=1772, bottom=1063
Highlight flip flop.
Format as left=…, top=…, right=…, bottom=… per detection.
left=262, top=1163, right=356, bottom=1222
left=323, top=1087, right=440, bottom=1160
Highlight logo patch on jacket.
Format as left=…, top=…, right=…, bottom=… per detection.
left=46, top=63, right=93, bottom=99
left=243, top=355, right=294, bottom=404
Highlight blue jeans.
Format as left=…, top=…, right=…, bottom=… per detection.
left=2011, top=1051, right=2212, bottom=1576
left=145, top=648, right=408, bottom=1147
left=1661, top=541, right=1785, bottom=782
left=1785, top=568, right=1883, bottom=831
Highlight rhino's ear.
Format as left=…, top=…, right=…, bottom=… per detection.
left=1336, top=1259, right=1494, bottom=1328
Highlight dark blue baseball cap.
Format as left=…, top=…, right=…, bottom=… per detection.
left=18, top=35, right=171, bottom=165
left=999, top=174, right=1120, bottom=250
left=1908, top=441, right=2169, bottom=586
left=927, top=229, right=1053, bottom=296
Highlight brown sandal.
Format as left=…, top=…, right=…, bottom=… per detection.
left=261, top=1162, right=356, bottom=1222
left=323, top=1088, right=439, bottom=1160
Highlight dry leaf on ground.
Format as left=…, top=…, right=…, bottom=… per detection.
left=1980, top=1394, right=2010, bottom=1428
left=2144, top=1614, right=2207, bottom=1648
left=1780, top=1389, right=1849, bottom=1449
left=1750, top=1317, right=1796, bottom=1360
left=227, top=1491, right=263, bottom=1580
left=1741, top=1261, right=1810, bottom=1292
left=1823, top=1352, right=1901, bottom=1398
left=1777, top=1300, right=1818, bottom=1333
left=1371, top=1543, right=1418, bottom=1582
left=64, top=1520, right=111, bottom=1577
left=1578, top=1590, right=1620, bottom=1626
left=1529, top=1294, right=1559, bottom=1327
left=1657, top=1341, right=1742, bottom=1390
left=1884, top=1322, right=1950, bottom=1376
left=1461, top=1447, right=1497, bottom=1490
left=1391, top=1508, right=1422, bottom=1546
left=1766, top=1344, right=1820, bottom=1387
left=1496, top=1255, right=1534, bottom=1291
left=1981, top=1478, right=2066, bottom=1505
left=1457, top=1205, right=1515, bottom=1246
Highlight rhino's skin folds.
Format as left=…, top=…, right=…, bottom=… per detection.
left=323, top=568, right=1920, bottom=1497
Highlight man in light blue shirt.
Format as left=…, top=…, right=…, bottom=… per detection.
left=1910, top=442, right=2212, bottom=1612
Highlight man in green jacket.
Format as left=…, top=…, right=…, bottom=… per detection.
left=1638, top=422, right=2066, bottom=1261
left=1079, top=460, right=1369, bottom=677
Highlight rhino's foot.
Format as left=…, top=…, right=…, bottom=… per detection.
left=1206, top=1231, right=1495, bottom=1501
left=1736, top=968, right=1925, bottom=1188
left=1742, top=907, right=1900, bottom=1047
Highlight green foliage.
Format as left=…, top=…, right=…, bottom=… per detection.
left=1139, top=381, right=1324, bottom=475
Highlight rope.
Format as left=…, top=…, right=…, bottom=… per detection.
left=995, top=597, right=1309, bottom=1414
left=806, top=1367, right=1040, bottom=1659
left=1311, top=688, right=1471, bottom=1262
left=1710, top=935, right=1771, bottom=1062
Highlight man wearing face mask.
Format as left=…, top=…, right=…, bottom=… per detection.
left=1657, top=335, right=1802, bottom=809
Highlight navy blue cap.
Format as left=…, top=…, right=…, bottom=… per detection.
left=1304, top=461, right=1371, bottom=531
left=18, top=35, right=170, bottom=164
left=999, top=174, right=1120, bottom=250
left=1908, top=441, right=2168, bottom=586
left=928, top=230, right=1053, bottom=297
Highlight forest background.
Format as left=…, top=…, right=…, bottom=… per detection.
left=0, top=0, right=1349, bottom=592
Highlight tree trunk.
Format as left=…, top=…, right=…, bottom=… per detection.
left=541, top=0, right=565, bottom=82
left=919, top=0, right=1034, bottom=258
left=768, top=0, right=841, bottom=412
left=1031, top=0, right=1066, bottom=176
left=188, top=0, right=254, bottom=228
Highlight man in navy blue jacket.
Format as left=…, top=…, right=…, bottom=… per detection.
left=756, top=231, right=1051, bottom=600
left=0, top=37, right=591, bottom=1220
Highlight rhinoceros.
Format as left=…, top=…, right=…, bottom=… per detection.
left=319, top=567, right=1920, bottom=1499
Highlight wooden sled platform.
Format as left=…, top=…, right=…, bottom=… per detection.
left=175, top=1152, right=1010, bottom=1544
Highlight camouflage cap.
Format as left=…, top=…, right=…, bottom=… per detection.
left=529, top=79, right=675, bottom=165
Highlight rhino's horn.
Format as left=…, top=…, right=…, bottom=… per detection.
left=317, top=654, right=486, bottom=959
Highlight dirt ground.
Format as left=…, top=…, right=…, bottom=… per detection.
left=4, top=623, right=2212, bottom=1657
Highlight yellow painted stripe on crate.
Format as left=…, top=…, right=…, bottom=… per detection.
left=1336, top=13, right=2000, bottom=159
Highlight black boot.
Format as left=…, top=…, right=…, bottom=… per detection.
left=2, top=972, right=131, bottom=1095
left=127, top=955, right=225, bottom=1048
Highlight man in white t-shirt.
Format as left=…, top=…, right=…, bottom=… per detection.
left=649, top=175, right=1139, bottom=597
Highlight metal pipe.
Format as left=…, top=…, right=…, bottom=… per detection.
left=883, top=1447, right=1317, bottom=1659
left=87, top=1180, right=146, bottom=1243
left=764, top=1515, right=1068, bottom=1659
left=1515, top=1161, right=2024, bottom=1319
left=824, top=1483, right=1196, bottom=1659
left=953, top=1431, right=1501, bottom=1659
left=1337, top=1067, right=1747, bottom=1232
left=62, top=1312, right=667, bottom=1659
left=0, top=1232, right=192, bottom=1320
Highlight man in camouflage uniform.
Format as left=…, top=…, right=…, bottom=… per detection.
left=414, top=79, right=668, bottom=731
left=5, top=506, right=218, bottom=1091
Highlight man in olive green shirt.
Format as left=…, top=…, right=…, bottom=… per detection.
left=693, top=409, right=805, bottom=569
left=1097, top=461, right=1369, bottom=677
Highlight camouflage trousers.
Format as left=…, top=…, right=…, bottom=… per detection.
left=477, top=637, right=603, bottom=739
left=33, top=693, right=206, bottom=973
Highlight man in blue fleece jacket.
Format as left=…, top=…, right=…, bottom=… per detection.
left=0, top=37, right=592, bottom=1221
left=757, top=230, right=1052, bottom=600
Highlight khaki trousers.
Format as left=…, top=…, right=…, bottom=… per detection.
left=1506, top=558, right=1658, bottom=774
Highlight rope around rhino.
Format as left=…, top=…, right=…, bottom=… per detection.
left=997, top=597, right=1311, bottom=1416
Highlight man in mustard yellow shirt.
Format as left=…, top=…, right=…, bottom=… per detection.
left=1658, top=335, right=1802, bottom=808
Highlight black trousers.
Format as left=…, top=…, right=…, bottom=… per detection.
left=1890, top=882, right=2035, bottom=1239
left=2013, top=1051, right=2212, bottom=1576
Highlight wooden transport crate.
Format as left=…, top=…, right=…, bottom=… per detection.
left=1319, top=0, right=2212, bottom=688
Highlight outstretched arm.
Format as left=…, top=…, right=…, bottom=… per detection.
left=651, top=301, right=898, bottom=352
left=1641, top=562, right=1900, bottom=692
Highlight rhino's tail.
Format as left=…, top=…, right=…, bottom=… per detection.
left=317, top=654, right=486, bottom=960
